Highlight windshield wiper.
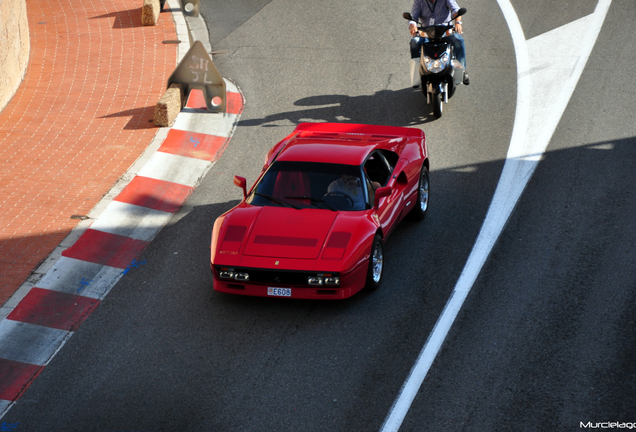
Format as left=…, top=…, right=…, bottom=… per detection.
left=285, top=196, right=335, bottom=211
left=254, top=192, right=300, bottom=209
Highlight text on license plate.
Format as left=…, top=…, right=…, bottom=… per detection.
left=267, top=287, right=291, bottom=297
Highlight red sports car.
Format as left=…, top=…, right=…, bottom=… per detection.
left=210, top=122, right=429, bottom=299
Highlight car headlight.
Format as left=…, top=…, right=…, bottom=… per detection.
left=308, top=274, right=340, bottom=286
left=423, top=53, right=449, bottom=73
left=218, top=268, right=249, bottom=281
left=308, top=276, right=324, bottom=286
left=324, top=276, right=340, bottom=286
left=219, top=269, right=234, bottom=279
left=234, top=272, right=250, bottom=281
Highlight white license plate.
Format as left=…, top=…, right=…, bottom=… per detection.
left=267, top=287, right=291, bottom=297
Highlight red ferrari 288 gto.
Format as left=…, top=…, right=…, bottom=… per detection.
left=210, top=122, right=429, bottom=300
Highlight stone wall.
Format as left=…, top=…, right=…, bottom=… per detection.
left=0, top=0, right=30, bottom=112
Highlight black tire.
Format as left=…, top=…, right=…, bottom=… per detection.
left=409, top=164, right=430, bottom=221
left=432, top=92, right=443, bottom=118
left=365, top=234, right=384, bottom=291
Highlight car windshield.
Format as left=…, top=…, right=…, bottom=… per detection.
left=247, top=161, right=369, bottom=211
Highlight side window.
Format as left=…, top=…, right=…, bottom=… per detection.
left=380, top=150, right=399, bottom=173
left=364, top=151, right=394, bottom=186
left=363, top=174, right=375, bottom=205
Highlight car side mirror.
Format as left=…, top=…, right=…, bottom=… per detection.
left=374, top=186, right=391, bottom=209
left=234, top=175, right=247, bottom=198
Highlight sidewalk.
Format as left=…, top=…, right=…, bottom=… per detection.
left=0, top=0, right=244, bottom=417
left=0, top=0, right=177, bottom=306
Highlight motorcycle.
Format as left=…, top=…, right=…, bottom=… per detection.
left=404, top=8, right=466, bottom=119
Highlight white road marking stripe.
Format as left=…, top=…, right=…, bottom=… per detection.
left=0, top=401, right=9, bottom=416
left=380, top=1, right=612, bottom=431
left=89, top=201, right=174, bottom=242
left=0, top=320, right=70, bottom=366
left=137, top=151, right=213, bottom=187
left=225, top=79, right=239, bottom=94
left=172, top=112, right=239, bottom=137
left=34, top=257, right=124, bottom=300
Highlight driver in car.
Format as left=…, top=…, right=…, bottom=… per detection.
left=328, top=174, right=382, bottom=210
left=328, top=174, right=366, bottom=210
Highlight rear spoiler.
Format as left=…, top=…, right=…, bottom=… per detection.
left=293, top=122, right=424, bottom=140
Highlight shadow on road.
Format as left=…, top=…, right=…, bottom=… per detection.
left=238, top=87, right=436, bottom=128
left=3, top=136, right=636, bottom=431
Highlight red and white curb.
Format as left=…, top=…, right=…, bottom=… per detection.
left=0, top=64, right=244, bottom=420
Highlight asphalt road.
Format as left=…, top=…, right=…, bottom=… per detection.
left=6, top=0, right=635, bottom=431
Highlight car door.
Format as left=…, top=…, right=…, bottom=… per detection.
left=365, top=150, right=403, bottom=236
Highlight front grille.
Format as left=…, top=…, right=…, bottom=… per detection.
left=247, top=268, right=309, bottom=285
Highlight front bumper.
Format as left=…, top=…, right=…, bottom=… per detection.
left=210, top=263, right=368, bottom=300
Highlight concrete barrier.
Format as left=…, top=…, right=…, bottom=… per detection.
left=141, top=0, right=161, bottom=26
left=153, top=83, right=184, bottom=127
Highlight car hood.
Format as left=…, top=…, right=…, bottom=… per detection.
left=241, top=206, right=338, bottom=259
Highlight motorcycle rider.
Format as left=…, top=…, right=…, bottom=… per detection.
left=408, top=0, right=470, bottom=85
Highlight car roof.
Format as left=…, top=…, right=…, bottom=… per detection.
left=275, top=131, right=408, bottom=166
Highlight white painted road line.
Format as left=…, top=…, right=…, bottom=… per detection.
left=35, top=257, right=124, bottom=299
left=172, top=112, right=240, bottom=137
left=90, top=201, right=174, bottom=242
left=137, top=151, right=213, bottom=187
left=0, top=321, right=70, bottom=366
left=380, top=1, right=613, bottom=431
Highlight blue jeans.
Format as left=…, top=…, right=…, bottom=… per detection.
left=410, top=33, right=467, bottom=70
